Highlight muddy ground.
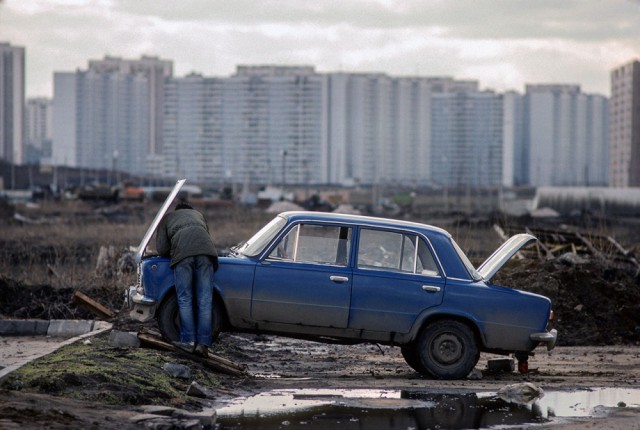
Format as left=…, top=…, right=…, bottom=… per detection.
left=1, top=202, right=640, bottom=428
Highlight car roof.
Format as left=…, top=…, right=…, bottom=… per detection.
left=279, top=211, right=451, bottom=238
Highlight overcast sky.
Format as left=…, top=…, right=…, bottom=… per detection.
left=1, top=0, right=639, bottom=98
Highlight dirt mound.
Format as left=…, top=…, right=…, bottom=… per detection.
left=494, top=258, right=640, bottom=346
left=0, top=276, right=126, bottom=321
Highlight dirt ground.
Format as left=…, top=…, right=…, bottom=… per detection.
left=1, top=203, right=640, bottom=429
left=1, top=331, right=639, bottom=429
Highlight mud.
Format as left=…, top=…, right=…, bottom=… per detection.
left=1, top=210, right=640, bottom=428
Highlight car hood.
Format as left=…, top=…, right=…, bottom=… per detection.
left=134, top=179, right=186, bottom=263
left=476, top=233, right=537, bottom=282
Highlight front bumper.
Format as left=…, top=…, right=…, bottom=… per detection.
left=125, top=286, right=157, bottom=322
left=530, top=329, right=558, bottom=351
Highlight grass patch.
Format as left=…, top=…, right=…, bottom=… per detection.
left=1, top=333, right=222, bottom=406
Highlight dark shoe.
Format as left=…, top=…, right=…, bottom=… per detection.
left=194, top=344, right=209, bottom=358
left=172, top=341, right=195, bottom=353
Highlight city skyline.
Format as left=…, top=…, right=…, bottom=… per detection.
left=1, top=0, right=639, bottom=99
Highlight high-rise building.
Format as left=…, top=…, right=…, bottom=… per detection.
left=53, top=56, right=172, bottom=177
left=502, top=91, right=526, bottom=186
left=53, top=69, right=150, bottom=176
left=88, top=56, right=172, bottom=157
left=525, top=84, right=608, bottom=186
left=0, top=42, right=25, bottom=168
left=161, top=73, right=225, bottom=182
left=160, top=66, right=328, bottom=185
left=327, top=73, right=391, bottom=186
left=25, top=97, right=52, bottom=164
left=610, top=60, right=640, bottom=187
left=223, top=66, right=328, bottom=185
left=430, top=90, right=503, bottom=187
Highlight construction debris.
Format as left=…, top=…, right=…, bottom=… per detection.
left=72, top=291, right=115, bottom=320
left=497, top=224, right=640, bottom=276
left=137, top=329, right=249, bottom=378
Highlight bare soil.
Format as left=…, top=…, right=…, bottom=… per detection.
left=1, top=204, right=639, bottom=428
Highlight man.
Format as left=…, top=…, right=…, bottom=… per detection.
left=156, top=200, right=219, bottom=357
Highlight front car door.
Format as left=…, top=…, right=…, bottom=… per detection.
left=349, top=228, right=445, bottom=334
left=251, top=223, right=353, bottom=328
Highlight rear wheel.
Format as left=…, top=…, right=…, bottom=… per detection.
left=156, top=293, right=223, bottom=343
left=416, top=320, right=478, bottom=380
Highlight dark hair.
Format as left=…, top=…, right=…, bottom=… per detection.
left=175, top=200, right=193, bottom=210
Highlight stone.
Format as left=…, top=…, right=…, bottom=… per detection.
left=109, top=330, right=141, bottom=348
left=162, top=363, right=192, bottom=379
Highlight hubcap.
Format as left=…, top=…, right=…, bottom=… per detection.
left=432, top=333, right=463, bottom=364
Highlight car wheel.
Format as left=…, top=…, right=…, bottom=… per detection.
left=401, top=345, right=427, bottom=374
left=156, top=293, right=223, bottom=343
left=416, top=320, right=479, bottom=380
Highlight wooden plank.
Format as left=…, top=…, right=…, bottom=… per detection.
left=137, top=332, right=249, bottom=378
left=72, top=290, right=115, bottom=320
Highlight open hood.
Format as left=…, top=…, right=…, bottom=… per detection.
left=134, top=179, right=186, bottom=263
left=476, top=233, right=537, bottom=282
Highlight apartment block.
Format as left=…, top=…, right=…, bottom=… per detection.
left=525, top=84, right=608, bottom=187
left=53, top=56, right=172, bottom=177
left=25, top=97, right=52, bottom=164
left=430, top=90, right=503, bottom=187
left=0, top=42, right=25, bottom=167
left=610, top=60, right=640, bottom=187
left=161, top=66, right=328, bottom=184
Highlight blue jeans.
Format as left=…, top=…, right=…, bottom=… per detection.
left=174, top=255, right=214, bottom=347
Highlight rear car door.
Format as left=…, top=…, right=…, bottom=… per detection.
left=349, top=228, right=445, bottom=334
left=251, top=223, right=353, bottom=328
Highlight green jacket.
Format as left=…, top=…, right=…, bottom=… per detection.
left=156, top=208, right=218, bottom=269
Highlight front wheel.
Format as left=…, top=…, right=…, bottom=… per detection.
left=416, top=320, right=479, bottom=380
left=156, top=293, right=223, bottom=343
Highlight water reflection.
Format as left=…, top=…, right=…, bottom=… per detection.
left=215, top=388, right=640, bottom=430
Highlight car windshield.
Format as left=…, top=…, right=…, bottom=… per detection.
left=236, top=215, right=287, bottom=257
left=451, top=238, right=483, bottom=281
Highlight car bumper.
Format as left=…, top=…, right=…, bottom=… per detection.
left=125, top=286, right=157, bottom=322
left=530, top=329, right=558, bottom=351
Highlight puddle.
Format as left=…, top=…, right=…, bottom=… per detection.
left=215, top=387, right=640, bottom=429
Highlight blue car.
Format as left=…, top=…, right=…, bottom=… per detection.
left=126, top=180, right=557, bottom=379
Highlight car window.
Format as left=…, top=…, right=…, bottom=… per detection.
left=268, top=224, right=352, bottom=266
left=238, top=215, right=287, bottom=257
left=358, top=229, right=440, bottom=276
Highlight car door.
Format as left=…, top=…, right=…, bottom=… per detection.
left=349, top=228, right=445, bottom=334
left=251, top=223, right=353, bottom=328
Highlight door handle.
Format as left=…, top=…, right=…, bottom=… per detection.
left=330, top=275, right=349, bottom=283
left=422, top=285, right=441, bottom=292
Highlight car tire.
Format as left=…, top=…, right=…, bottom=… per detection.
left=156, top=293, right=223, bottom=343
left=401, top=345, right=428, bottom=374
left=416, top=320, right=479, bottom=380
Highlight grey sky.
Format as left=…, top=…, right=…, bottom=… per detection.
left=1, top=0, right=639, bottom=98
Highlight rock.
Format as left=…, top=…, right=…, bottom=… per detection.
left=162, top=363, right=192, bottom=379
left=558, top=252, right=588, bottom=266
left=497, top=382, right=545, bottom=405
left=466, top=368, right=483, bottom=380
left=186, top=381, right=209, bottom=398
left=172, top=408, right=217, bottom=427
left=109, top=330, right=141, bottom=348
left=139, top=405, right=176, bottom=416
